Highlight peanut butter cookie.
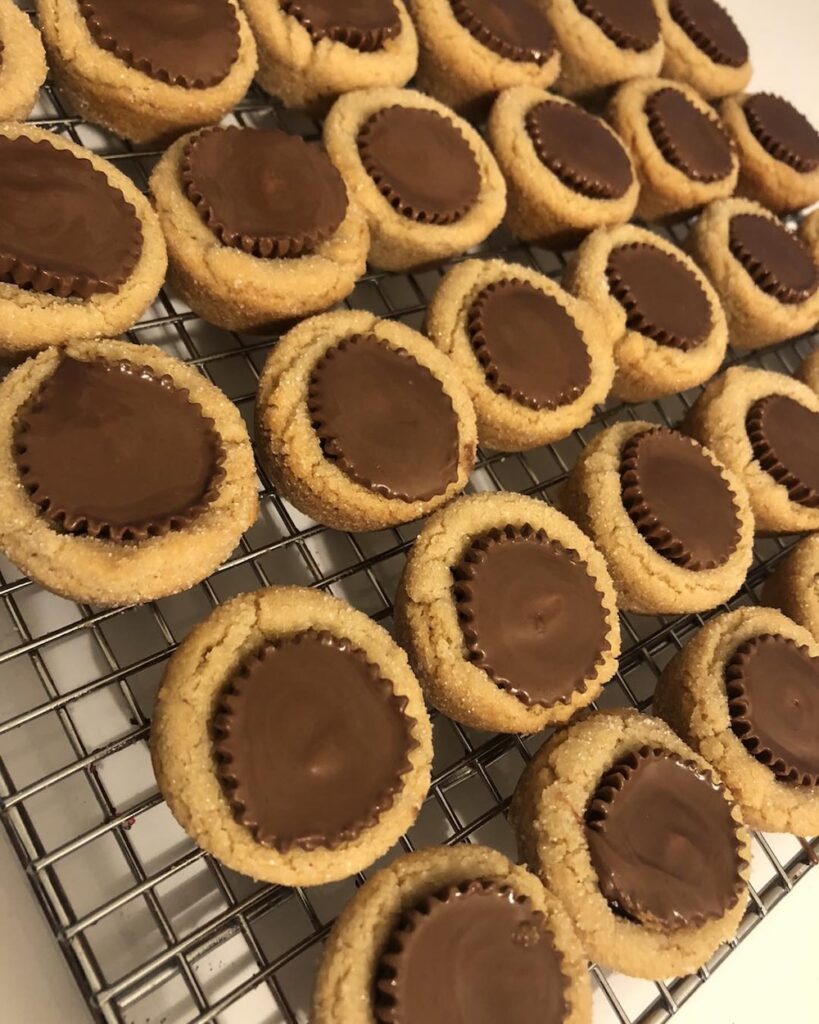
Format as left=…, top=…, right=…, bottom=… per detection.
left=762, top=535, right=819, bottom=643
left=0, top=0, right=47, bottom=121
left=656, top=0, right=750, bottom=99
left=797, top=348, right=819, bottom=393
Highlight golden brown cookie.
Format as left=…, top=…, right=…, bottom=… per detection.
left=687, top=197, right=819, bottom=351
left=411, top=0, right=560, bottom=118
left=323, top=86, right=506, bottom=270
left=511, top=709, right=751, bottom=979
left=149, top=125, right=368, bottom=332
left=256, top=310, right=477, bottom=531
left=152, top=586, right=432, bottom=886
left=425, top=258, right=614, bottom=450
left=0, top=0, right=47, bottom=121
left=800, top=208, right=819, bottom=263
left=798, top=348, right=819, bottom=393
left=721, top=93, right=819, bottom=213
left=313, top=844, right=591, bottom=1024
left=655, top=0, right=750, bottom=99
left=564, top=223, right=727, bottom=402
left=0, top=124, right=167, bottom=358
left=761, top=535, right=819, bottom=643
left=655, top=607, right=819, bottom=835
left=242, top=0, right=417, bottom=112
left=608, top=76, right=738, bottom=220
left=0, top=339, right=257, bottom=607
left=684, top=366, right=819, bottom=534
left=394, top=492, right=620, bottom=733
left=547, top=0, right=664, bottom=98
left=36, top=0, right=257, bottom=143
left=488, top=86, right=638, bottom=248
left=561, top=421, right=755, bottom=614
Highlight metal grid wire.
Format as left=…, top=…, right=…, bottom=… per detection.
left=1, top=15, right=819, bottom=1024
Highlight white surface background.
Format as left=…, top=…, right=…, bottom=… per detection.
left=2, top=2, right=818, bottom=1022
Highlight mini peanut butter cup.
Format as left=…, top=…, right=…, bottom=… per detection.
left=668, top=0, right=748, bottom=68
left=13, top=357, right=225, bottom=543
left=645, top=87, right=734, bottom=182
left=729, top=214, right=818, bottom=305
left=213, top=630, right=416, bottom=853
left=467, top=279, right=591, bottom=410
left=308, top=334, right=461, bottom=502
left=606, top=243, right=712, bottom=351
left=452, top=525, right=611, bottom=708
left=375, top=880, right=569, bottom=1024
left=449, top=0, right=556, bottom=65
left=181, top=126, right=348, bottom=258
left=574, top=0, right=659, bottom=52
left=726, top=635, right=819, bottom=786
left=743, top=94, right=819, bottom=174
left=585, top=747, right=745, bottom=930
left=525, top=101, right=633, bottom=200
left=357, top=106, right=481, bottom=225
left=746, top=394, right=819, bottom=508
left=280, top=0, right=401, bottom=52
left=79, top=0, right=240, bottom=89
left=0, top=136, right=142, bottom=300
left=620, top=428, right=740, bottom=570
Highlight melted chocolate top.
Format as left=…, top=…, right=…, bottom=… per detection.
left=375, top=881, right=569, bottom=1024
left=729, top=214, right=818, bottom=304
left=280, top=0, right=400, bottom=51
left=213, top=630, right=416, bottom=852
left=0, top=135, right=142, bottom=300
left=746, top=394, right=819, bottom=508
left=574, top=0, right=660, bottom=51
left=646, top=87, right=734, bottom=182
left=744, top=94, right=819, bottom=174
left=79, top=0, right=240, bottom=89
left=452, top=525, right=610, bottom=709
left=181, top=127, right=348, bottom=258
left=586, top=747, right=744, bottom=929
left=727, top=635, right=819, bottom=786
left=620, top=428, right=740, bottom=571
left=606, top=243, right=712, bottom=351
left=669, top=0, right=748, bottom=67
left=450, top=0, right=556, bottom=65
left=467, top=279, right=591, bottom=410
left=358, top=106, right=481, bottom=225
left=308, top=334, right=461, bottom=502
left=525, top=100, right=633, bottom=200
left=14, top=357, right=224, bottom=542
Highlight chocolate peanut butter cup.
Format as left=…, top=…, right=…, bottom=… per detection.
left=525, top=100, right=633, bottom=200
left=281, top=0, right=400, bottom=50
left=453, top=525, right=611, bottom=709
left=213, top=630, right=416, bottom=852
left=467, top=279, right=591, bottom=410
left=79, top=0, right=240, bottom=89
left=746, top=394, right=819, bottom=508
left=449, top=0, right=556, bottom=65
left=743, top=94, right=819, bottom=174
left=308, top=334, right=461, bottom=502
left=0, top=135, right=142, bottom=300
left=606, top=242, right=712, bottom=351
left=585, top=747, right=745, bottom=930
left=357, top=106, right=481, bottom=225
left=574, top=0, right=660, bottom=52
left=181, top=126, right=348, bottom=258
left=668, top=0, right=748, bottom=67
left=13, top=357, right=225, bottom=543
left=646, top=86, right=734, bottom=182
left=375, top=880, right=570, bottom=1024
left=729, top=214, right=818, bottom=305
left=726, top=635, right=819, bottom=786
left=620, top=428, right=740, bottom=570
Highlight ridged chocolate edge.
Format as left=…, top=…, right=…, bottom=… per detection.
left=744, top=94, right=819, bottom=174
left=13, top=359, right=226, bottom=542
left=213, top=630, right=418, bottom=853
left=668, top=0, right=747, bottom=68
left=450, top=0, right=555, bottom=65
left=746, top=396, right=819, bottom=508
left=729, top=216, right=819, bottom=305
left=574, top=0, right=659, bottom=52
left=645, top=87, right=733, bottom=184
left=281, top=0, right=400, bottom=52
left=452, top=523, right=612, bottom=708
left=726, top=634, right=819, bottom=786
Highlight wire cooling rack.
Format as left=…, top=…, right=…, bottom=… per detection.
left=2, top=14, right=819, bottom=1024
